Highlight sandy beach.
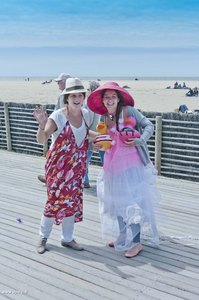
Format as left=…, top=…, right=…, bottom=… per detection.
left=0, top=78, right=198, bottom=113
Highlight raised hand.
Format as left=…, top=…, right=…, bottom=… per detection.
left=33, top=106, right=48, bottom=129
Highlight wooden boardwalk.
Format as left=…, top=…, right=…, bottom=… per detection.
left=0, top=149, right=199, bottom=300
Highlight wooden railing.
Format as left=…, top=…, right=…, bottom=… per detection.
left=0, top=101, right=199, bottom=182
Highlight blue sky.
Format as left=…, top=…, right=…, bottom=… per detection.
left=0, top=0, right=199, bottom=77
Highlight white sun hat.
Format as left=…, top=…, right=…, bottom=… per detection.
left=61, top=77, right=87, bottom=95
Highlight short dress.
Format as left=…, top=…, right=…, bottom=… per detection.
left=97, top=115, right=160, bottom=251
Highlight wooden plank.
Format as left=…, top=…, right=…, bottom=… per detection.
left=0, top=149, right=199, bottom=300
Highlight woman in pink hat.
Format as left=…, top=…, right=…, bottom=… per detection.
left=87, top=82, right=160, bottom=258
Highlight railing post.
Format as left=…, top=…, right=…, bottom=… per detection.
left=4, top=102, right=12, bottom=151
left=155, top=116, right=162, bottom=175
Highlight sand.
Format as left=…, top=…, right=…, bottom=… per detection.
left=0, top=78, right=198, bottom=113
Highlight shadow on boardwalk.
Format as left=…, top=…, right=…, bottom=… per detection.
left=0, top=150, right=199, bottom=300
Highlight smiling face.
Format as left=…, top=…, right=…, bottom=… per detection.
left=67, top=93, right=85, bottom=110
left=102, top=89, right=119, bottom=114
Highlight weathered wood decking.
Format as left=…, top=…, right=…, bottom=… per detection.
left=0, top=150, right=199, bottom=300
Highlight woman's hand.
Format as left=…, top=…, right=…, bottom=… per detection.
left=123, top=139, right=136, bottom=147
left=92, top=142, right=103, bottom=151
left=33, top=106, right=48, bottom=129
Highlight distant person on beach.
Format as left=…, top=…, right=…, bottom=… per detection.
left=174, top=81, right=178, bottom=89
left=87, top=82, right=160, bottom=258
left=186, top=88, right=194, bottom=97
left=33, top=77, right=98, bottom=254
left=54, top=72, right=72, bottom=110
left=178, top=104, right=189, bottom=113
left=84, top=80, right=105, bottom=188
left=193, top=87, right=198, bottom=96
left=38, top=72, right=71, bottom=184
left=182, top=82, right=186, bottom=88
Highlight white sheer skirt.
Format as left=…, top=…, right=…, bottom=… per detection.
left=97, top=161, right=160, bottom=251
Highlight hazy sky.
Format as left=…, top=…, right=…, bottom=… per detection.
left=0, top=0, right=199, bottom=77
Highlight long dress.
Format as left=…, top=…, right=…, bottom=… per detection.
left=97, top=115, right=160, bottom=251
left=44, top=120, right=88, bottom=225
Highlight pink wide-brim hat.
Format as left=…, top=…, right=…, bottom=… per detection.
left=87, top=82, right=135, bottom=115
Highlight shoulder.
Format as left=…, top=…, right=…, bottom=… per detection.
left=49, top=109, right=67, bottom=125
left=88, top=108, right=95, bottom=117
left=126, top=105, right=138, bottom=113
left=126, top=106, right=153, bottom=128
left=81, top=107, right=89, bottom=119
left=127, top=106, right=144, bottom=118
left=81, top=107, right=90, bottom=125
left=49, top=109, right=62, bottom=118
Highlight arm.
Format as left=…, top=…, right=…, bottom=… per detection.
left=127, top=106, right=154, bottom=145
left=36, top=118, right=57, bottom=144
left=88, top=129, right=103, bottom=151
left=88, top=129, right=99, bottom=139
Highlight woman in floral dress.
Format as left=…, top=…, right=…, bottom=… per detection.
left=33, top=78, right=97, bottom=254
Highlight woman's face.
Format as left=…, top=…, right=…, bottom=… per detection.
left=67, top=93, right=85, bottom=110
left=102, top=89, right=119, bottom=113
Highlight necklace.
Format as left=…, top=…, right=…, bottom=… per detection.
left=109, top=114, right=114, bottom=121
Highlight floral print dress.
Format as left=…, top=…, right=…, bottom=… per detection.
left=44, top=120, right=88, bottom=225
